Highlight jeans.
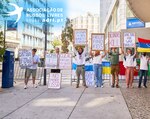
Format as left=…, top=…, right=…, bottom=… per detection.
left=139, top=70, right=148, bottom=87
left=93, top=64, right=102, bottom=87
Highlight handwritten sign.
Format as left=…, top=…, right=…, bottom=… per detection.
left=18, top=49, right=33, bottom=68
left=109, top=32, right=121, bottom=47
left=124, top=33, right=136, bottom=47
left=59, top=54, right=72, bottom=69
left=45, top=53, right=58, bottom=68
left=74, top=29, right=87, bottom=45
left=48, top=73, right=61, bottom=89
left=85, top=71, right=95, bottom=86
left=91, top=34, right=105, bottom=51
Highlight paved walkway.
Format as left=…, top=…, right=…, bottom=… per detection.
left=0, top=80, right=131, bottom=119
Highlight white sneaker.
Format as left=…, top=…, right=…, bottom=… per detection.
left=100, top=85, right=104, bottom=88
left=95, top=85, right=98, bottom=88
left=33, top=84, right=38, bottom=88
left=24, top=85, right=28, bottom=89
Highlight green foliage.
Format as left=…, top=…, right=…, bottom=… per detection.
left=0, top=31, right=5, bottom=62
left=61, top=18, right=73, bottom=53
left=51, top=39, right=62, bottom=49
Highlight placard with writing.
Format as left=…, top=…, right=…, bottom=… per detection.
left=74, top=29, right=87, bottom=45
left=59, top=54, right=72, bottom=69
left=45, top=53, right=58, bottom=68
left=18, top=49, right=33, bottom=68
left=109, top=32, right=121, bottom=47
left=48, top=73, right=61, bottom=89
left=124, top=33, right=136, bottom=47
left=91, top=34, right=105, bottom=51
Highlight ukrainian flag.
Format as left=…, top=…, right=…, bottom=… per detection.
left=137, top=38, right=150, bottom=52
left=102, top=61, right=111, bottom=74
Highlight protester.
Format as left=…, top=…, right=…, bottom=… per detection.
left=93, top=50, right=107, bottom=88
left=24, top=49, right=40, bottom=89
left=123, top=48, right=136, bottom=88
left=51, top=47, right=61, bottom=73
left=138, top=53, right=150, bottom=88
left=108, top=48, right=123, bottom=88
left=74, top=45, right=88, bottom=88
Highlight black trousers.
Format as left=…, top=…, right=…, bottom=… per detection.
left=139, top=70, right=148, bottom=86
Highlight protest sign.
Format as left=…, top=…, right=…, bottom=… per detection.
left=85, top=71, right=95, bottom=86
left=109, top=32, right=121, bottom=47
left=45, top=53, right=58, bottom=68
left=91, top=33, right=105, bottom=51
left=74, top=29, right=87, bottom=45
left=59, top=53, right=72, bottom=69
left=124, top=32, right=136, bottom=47
left=48, top=73, right=61, bottom=89
left=18, top=49, right=33, bottom=68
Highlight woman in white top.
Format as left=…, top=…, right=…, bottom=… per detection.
left=93, top=51, right=107, bottom=88
left=123, top=48, right=136, bottom=88
left=139, top=53, right=150, bottom=88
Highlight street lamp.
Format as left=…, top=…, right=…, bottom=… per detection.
left=43, top=0, right=48, bottom=85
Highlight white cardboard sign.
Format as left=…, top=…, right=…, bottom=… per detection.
left=18, top=49, right=33, bottom=68
left=74, top=29, right=87, bottom=45
left=91, top=34, right=105, bottom=51
left=48, top=73, right=61, bottom=89
left=45, top=53, right=58, bottom=68
left=109, top=32, right=121, bottom=47
left=124, top=33, right=136, bottom=47
left=59, top=54, right=72, bottom=69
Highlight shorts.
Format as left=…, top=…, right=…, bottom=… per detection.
left=26, top=68, right=37, bottom=78
left=111, top=65, right=119, bottom=75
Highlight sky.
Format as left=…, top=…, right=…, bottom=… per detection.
left=54, top=0, right=100, bottom=35
left=67, top=0, right=100, bottom=19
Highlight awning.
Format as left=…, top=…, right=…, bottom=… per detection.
left=127, top=0, right=150, bottom=22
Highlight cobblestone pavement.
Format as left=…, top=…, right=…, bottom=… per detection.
left=120, top=81, right=150, bottom=119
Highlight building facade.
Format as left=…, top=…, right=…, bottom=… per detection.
left=71, top=13, right=100, bottom=50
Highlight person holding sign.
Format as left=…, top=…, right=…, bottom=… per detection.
left=123, top=48, right=136, bottom=88
left=138, top=53, right=150, bottom=88
left=93, top=51, right=107, bottom=88
left=74, top=45, right=88, bottom=88
left=108, top=48, right=123, bottom=88
left=24, top=49, right=40, bottom=89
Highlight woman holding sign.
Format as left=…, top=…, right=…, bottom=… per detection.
left=123, top=48, right=136, bottom=88
left=93, top=51, right=107, bottom=88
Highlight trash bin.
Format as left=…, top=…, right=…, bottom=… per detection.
left=2, top=50, right=14, bottom=88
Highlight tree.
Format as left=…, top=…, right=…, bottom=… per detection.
left=61, top=18, right=73, bottom=53
left=0, top=31, right=5, bottom=62
left=51, top=39, right=62, bottom=49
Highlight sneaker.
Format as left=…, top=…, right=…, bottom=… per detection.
left=116, top=85, right=119, bottom=88
left=95, top=85, right=98, bottom=88
left=143, top=85, right=147, bottom=88
left=100, top=85, right=104, bottom=88
left=33, top=84, right=38, bottom=88
left=24, top=85, right=28, bottom=89
left=111, top=84, right=115, bottom=88
left=76, top=85, right=79, bottom=88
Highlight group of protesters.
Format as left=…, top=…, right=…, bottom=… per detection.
left=23, top=46, right=150, bottom=90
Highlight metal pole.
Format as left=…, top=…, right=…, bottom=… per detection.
left=3, top=20, right=6, bottom=48
left=44, top=0, right=48, bottom=85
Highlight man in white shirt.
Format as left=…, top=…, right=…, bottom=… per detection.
left=74, top=46, right=88, bottom=88
left=139, top=53, right=150, bottom=88
left=24, top=49, right=40, bottom=89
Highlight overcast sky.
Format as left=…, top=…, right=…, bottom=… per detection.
left=67, top=0, right=100, bottom=19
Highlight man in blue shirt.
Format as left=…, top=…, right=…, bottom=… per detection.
left=24, top=49, right=40, bottom=89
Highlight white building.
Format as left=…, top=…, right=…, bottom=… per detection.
left=71, top=13, right=100, bottom=49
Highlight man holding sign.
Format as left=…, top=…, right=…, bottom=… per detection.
left=74, top=45, right=88, bottom=88
left=24, top=49, right=40, bottom=89
left=108, top=32, right=123, bottom=88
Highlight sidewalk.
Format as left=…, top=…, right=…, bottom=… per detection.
left=0, top=80, right=132, bottom=119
